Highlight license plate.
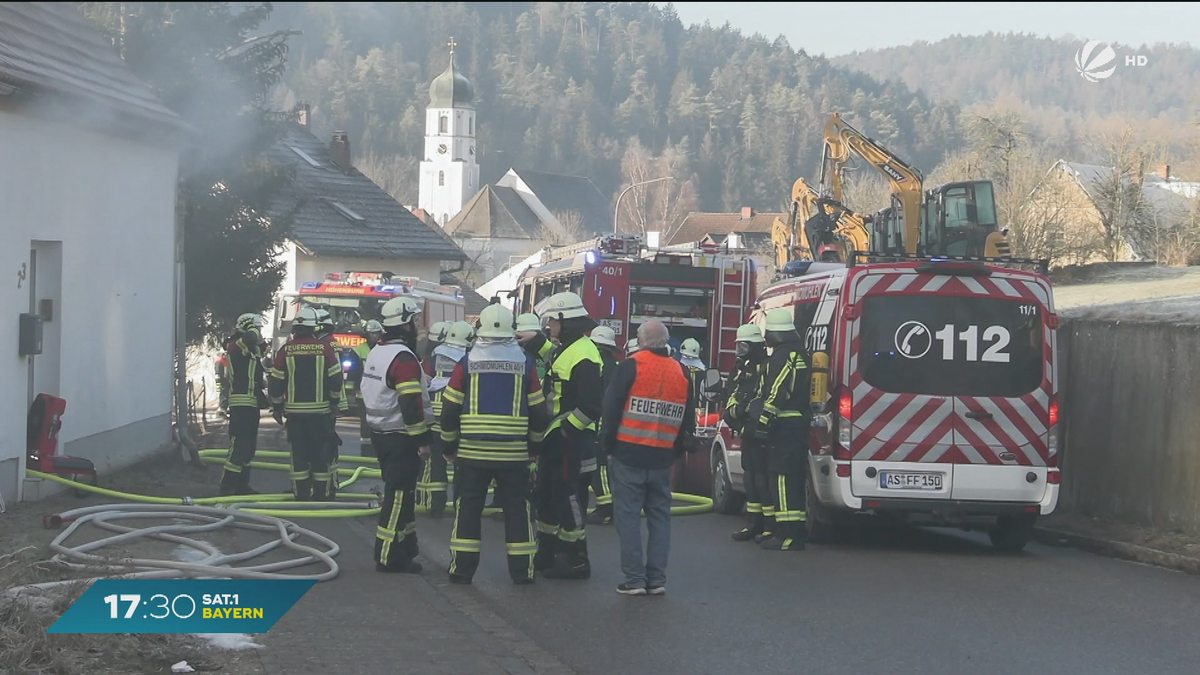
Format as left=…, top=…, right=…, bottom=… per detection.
left=879, top=472, right=943, bottom=490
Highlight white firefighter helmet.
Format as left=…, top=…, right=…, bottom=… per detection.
left=477, top=304, right=517, bottom=339
left=236, top=313, right=264, bottom=333
left=293, top=306, right=320, bottom=329
left=625, top=337, right=640, bottom=356
left=680, top=338, right=701, bottom=359
left=445, top=321, right=473, bottom=348
left=515, top=312, right=542, bottom=334
left=381, top=296, right=422, bottom=327
left=536, top=291, right=589, bottom=322
left=764, top=308, right=795, bottom=333
left=735, top=323, right=765, bottom=344
left=314, top=307, right=333, bottom=327
left=428, top=320, right=449, bottom=344
left=364, top=320, right=384, bottom=334
left=590, top=325, right=617, bottom=348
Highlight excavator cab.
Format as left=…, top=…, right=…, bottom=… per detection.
left=922, top=181, right=1011, bottom=258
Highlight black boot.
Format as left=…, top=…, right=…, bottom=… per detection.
left=731, top=513, right=763, bottom=541
left=543, top=539, right=590, bottom=580
left=587, top=504, right=613, bottom=525
left=533, top=532, right=557, bottom=573
left=754, top=515, right=776, bottom=543
left=761, top=523, right=805, bottom=551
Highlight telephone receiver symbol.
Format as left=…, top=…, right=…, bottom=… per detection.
left=900, top=325, right=926, bottom=354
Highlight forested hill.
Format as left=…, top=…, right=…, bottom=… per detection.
left=833, top=33, right=1200, bottom=128
left=261, top=2, right=960, bottom=215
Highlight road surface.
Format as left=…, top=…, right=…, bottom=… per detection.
left=251, top=422, right=1200, bottom=675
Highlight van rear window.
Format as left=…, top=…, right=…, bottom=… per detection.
left=858, top=295, right=1045, bottom=397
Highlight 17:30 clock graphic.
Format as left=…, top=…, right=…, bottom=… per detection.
left=104, top=592, right=200, bottom=620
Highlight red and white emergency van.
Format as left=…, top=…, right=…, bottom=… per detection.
left=711, top=254, right=1060, bottom=551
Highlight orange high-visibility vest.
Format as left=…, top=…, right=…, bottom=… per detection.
left=616, top=351, right=689, bottom=449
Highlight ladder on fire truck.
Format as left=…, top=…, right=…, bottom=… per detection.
left=716, top=256, right=756, bottom=371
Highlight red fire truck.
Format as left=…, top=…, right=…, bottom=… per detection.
left=508, top=234, right=758, bottom=375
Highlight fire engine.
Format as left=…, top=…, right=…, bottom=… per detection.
left=269, top=271, right=465, bottom=371
left=507, top=234, right=758, bottom=375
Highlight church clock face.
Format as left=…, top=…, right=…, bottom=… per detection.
left=437, top=143, right=447, bottom=154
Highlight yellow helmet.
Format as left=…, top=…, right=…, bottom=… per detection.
left=735, top=323, right=765, bottom=344
left=428, top=320, right=449, bottom=343
left=477, top=305, right=516, bottom=339
left=590, top=325, right=617, bottom=348
left=764, top=308, right=795, bottom=333
left=445, top=321, right=473, bottom=348
left=535, top=291, right=589, bottom=321
left=515, top=312, right=542, bottom=333
left=381, top=296, right=422, bottom=327
left=680, top=338, right=701, bottom=358
left=236, top=313, right=265, bottom=333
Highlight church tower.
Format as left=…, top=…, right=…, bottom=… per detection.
left=418, top=37, right=479, bottom=228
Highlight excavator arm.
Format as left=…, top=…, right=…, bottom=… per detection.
left=772, top=176, right=874, bottom=270
left=820, top=113, right=924, bottom=255
left=773, top=178, right=821, bottom=270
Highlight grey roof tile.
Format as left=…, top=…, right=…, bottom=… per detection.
left=444, top=185, right=541, bottom=239
left=271, top=126, right=467, bottom=261
left=508, top=169, right=612, bottom=234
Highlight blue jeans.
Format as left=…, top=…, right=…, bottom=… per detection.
left=609, top=456, right=672, bottom=589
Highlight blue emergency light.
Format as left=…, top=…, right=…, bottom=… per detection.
left=300, top=282, right=321, bottom=289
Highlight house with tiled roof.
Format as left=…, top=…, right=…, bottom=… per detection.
left=666, top=207, right=783, bottom=247
left=0, top=2, right=189, bottom=501
left=270, top=108, right=467, bottom=296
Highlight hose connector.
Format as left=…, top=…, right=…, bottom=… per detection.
left=181, top=496, right=194, bottom=506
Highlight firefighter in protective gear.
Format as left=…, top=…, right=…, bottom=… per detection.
left=440, top=304, right=550, bottom=585
left=725, top=323, right=772, bottom=542
left=527, top=292, right=603, bottom=580
left=362, top=296, right=434, bottom=573
left=314, top=308, right=348, bottom=499
left=219, top=313, right=269, bottom=496
left=586, top=325, right=619, bottom=525
left=516, top=312, right=552, bottom=381
left=269, top=306, right=343, bottom=501
left=425, top=320, right=449, bottom=359
left=356, top=320, right=385, bottom=457
left=421, top=320, right=470, bottom=517
left=625, top=338, right=640, bottom=357
left=751, top=309, right=811, bottom=551
left=678, top=338, right=707, bottom=408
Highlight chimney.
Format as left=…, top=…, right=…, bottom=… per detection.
left=329, top=131, right=351, bottom=172
left=740, top=206, right=754, bottom=219
left=1158, top=164, right=1171, bottom=181
left=297, top=103, right=311, bottom=129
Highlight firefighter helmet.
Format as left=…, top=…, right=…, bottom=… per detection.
left=536, top=292, right=589, bottom=321
left=381, top=296, right=422, bottom=327
left=364, top=320, right=384, bottom=334
left=765, top=308, right=795, bottom=333
left=445, top=321, right=473, bottom=348
left=625, top=337, right=640, bottom=356
left=515, top=313, right=542, bottom=334
left=428, top=320, right=449, bottom=344
left=680, top=338, right=701, bottom=358
left=236, top=313, right=264, bottom=333
left=477, top=304, right=516, bottom=339
left=293, top=306, right=320, bottom=329
left=591, top=325, right=617, bottom=348
left=313, top=308, right=333, bottom=328
left=736, top=323, right=765, bottom=344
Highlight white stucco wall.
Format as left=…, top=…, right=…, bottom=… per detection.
left=456, top=236, right=542, bottom=283
left=0, top=107, right=179, bottom=502
left=418, top=105, right=479, bottom=226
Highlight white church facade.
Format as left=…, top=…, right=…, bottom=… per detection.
left=418, top=39, right=479, bottom=227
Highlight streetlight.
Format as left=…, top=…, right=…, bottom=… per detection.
left=613, top=176, right=674, bottom=234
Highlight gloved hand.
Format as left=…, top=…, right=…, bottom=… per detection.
left=753, top=414, right=773, bottom=441
left=272, top=408, right=284, bottom=426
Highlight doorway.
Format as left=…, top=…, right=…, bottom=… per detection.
left=28, top=241, right=63, bottom=406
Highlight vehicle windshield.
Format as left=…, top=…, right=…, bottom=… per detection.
left=858, top=294, right=1044, bottom=398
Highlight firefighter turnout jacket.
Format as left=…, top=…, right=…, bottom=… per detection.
left=321, top=335, right=351, bottom=414
left=541, top=336, right=604, bottom=439
left=439, top=339, right=550, bottom=463
left=723, top=355, right=764, bottom=433
left=601, top=348, right=696, bottom=470
left=756, top=339, right=810, bottom=432
left=424, top=342, right=467, bottom=427
left=269, top=336, right=343, bottom=415
left=225, top=334, right=267, bottom=409
left=360, top=339, right=434, bottom=444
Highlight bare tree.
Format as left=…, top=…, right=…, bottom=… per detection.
left=357, top=151, right=419, bottom=203
left=841, top=171, right=892, bottom=214
left=616, top=137, right=699, bottom=240
left=1090, top=127, right=1152, bottom=262
left=534, top=210, right=589, bottom=246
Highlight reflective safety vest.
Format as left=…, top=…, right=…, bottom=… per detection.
left=361, top=342, right=433, bottom=433
left=444, top=340, right=542, bottom=463
left=545, top=336, right=603, bottom=435
left=616, top=350, right=689, bottom=449
left=428, top=343, right=466, bottom=421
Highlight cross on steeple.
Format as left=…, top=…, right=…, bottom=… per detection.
left=447, top=37, right=457, bottom=57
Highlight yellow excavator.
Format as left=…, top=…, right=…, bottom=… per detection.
left=820, top=112, right=1012, bottom=258
left=771, top=177, right=871, bottom=270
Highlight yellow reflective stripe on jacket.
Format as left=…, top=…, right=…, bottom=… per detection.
left=442, top=386, right=465, bottom=406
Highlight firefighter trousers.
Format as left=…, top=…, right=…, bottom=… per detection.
left=325, top=415, right=341, bottom=501
left=286, top=414, right=333, bottom=501
left=372, top=431, right=422, bottom=570
left=449, top=461, right=536, bottom=583
left=220, top=407, right=260, bottom=495
left=738, top=438, right=773, bottom=535
left=767, top=418, right=808, bottom=542
left=420, top=436, right=450, bottom=513
left=358, top=400, right=374, bottom=458
left=589, top=460, right=613, bottom=520
left=534, top=428, right=589, bottom=573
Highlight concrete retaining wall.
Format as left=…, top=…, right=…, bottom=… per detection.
left=1059, top=318, right=1200, bottom=533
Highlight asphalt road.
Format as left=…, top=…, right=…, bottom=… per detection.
left=263, top=422, right=1200, bottom=675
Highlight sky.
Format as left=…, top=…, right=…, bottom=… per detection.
left=669, top=2, right=1199, bottom=58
